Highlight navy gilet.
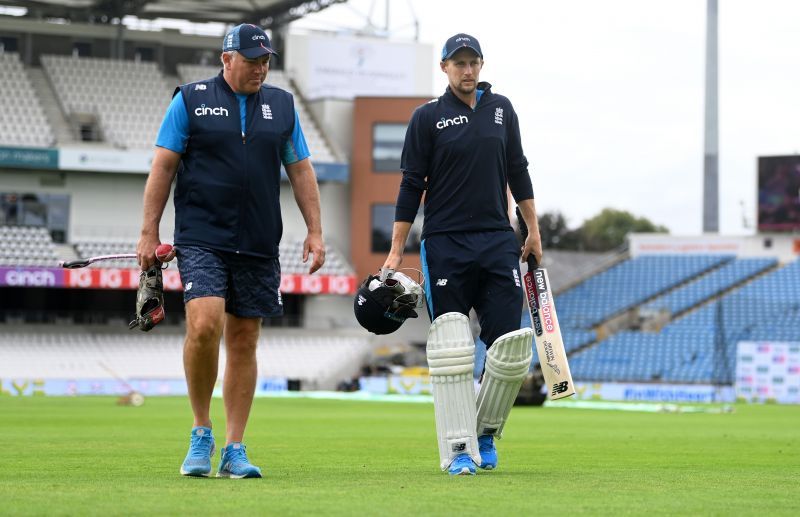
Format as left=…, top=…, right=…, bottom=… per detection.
left=173, top=71, right=295, bottom=258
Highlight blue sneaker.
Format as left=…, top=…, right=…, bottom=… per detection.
left=478, top=435, right=497, bottom=470
left=217, top=443, right=262, bottom=479
left=180, top=426, right=215, bottom=477
left=448, top=453, right=477, bottom=476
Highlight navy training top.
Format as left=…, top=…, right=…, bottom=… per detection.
left=395, top=82, right=533, bottom=238
left=164, top=71, right=304, bottom=258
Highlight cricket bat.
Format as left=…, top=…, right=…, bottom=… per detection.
left=516, top=207, right=575, bottom=400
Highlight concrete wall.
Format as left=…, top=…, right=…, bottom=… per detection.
left=629, top=233, right=800, bottom=263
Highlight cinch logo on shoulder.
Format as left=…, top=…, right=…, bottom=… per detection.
left=194, top=104, right=229, bottom=117
left=436, top=115, right=468, bottom=130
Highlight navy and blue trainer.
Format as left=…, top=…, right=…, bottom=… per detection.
left=478, top=434, right=498, bottom=470
left=180, top=426, right=215, bottom=477
left=217, top=442, right=262, bottom=479
left=448, top=453, right=477, bottom=476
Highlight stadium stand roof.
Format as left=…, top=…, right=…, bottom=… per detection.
left=0, top=0, right=345, bottom=28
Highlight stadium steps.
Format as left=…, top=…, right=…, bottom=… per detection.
left=547, top=247, right=630, bottom=295
left=668, top=260, right=783, bottom=324
left=563, top=256, right=737, bottom=363
left=163, top=73, right=180, bottom=91
left=26, top=66, right=76, bottom=145
left=286, top=75, right=346, bottom=163
left=54, top=243, right=78, bottom=265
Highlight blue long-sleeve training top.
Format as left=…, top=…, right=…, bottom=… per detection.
left=395, top=81, right=533, bottom=239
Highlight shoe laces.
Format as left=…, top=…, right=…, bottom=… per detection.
left=223, top=444, right=251, bottom=467
left=188, top=432, right=214, bottom=458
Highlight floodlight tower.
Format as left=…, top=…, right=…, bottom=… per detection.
left=703, top=0, right=719, bottom=233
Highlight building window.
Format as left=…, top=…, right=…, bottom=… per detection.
left=372, top=123, right=406, bottom=172
left=1, top=192, right=70, bottom=243
left=371, top=204, right=423, bottom=253
left=0, top=37, right=19, bottom=53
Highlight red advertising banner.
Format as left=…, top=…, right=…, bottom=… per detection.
left=59, top=268, right=356, bottom=294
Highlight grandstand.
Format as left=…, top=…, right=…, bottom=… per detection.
left=72, top=234, right=353, bottom=275
left=41, top=55, right=173, bottom=150
left=568, top=254, right=800, bottom=385
left=0, top=327, right=371, bottom=390
left=0, top=225, right=58, bottom=267
left=0, top=3, right=797, bottom=407
left=0, top=52, right=54, bottom=147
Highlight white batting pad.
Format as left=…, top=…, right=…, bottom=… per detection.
left=476, top=327, right=534, bottom=438
left=427, top=312, right=481, bottom=470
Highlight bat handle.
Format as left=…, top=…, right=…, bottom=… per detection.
left=526, top=255, right=539, bottom=271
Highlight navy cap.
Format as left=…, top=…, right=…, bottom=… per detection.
left=223, top=24, right=278, bottom=59
left=441, top=33, right=483, bottom=61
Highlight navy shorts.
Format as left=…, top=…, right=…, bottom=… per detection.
left=420, top=231, right=523, bottom=347
left=176, top=245, right=283, bottom=318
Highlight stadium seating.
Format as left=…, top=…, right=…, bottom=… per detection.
left=40, top=55, right=173, bottom=150
left=571, top=258, right=800, bottom=384
left=0, top=329, right=371, bottom=389
left=0, top=52, right=54, bottom=147
left=556, top=254, right=734, bottom=329
left=73, top=238, right=138, bottom=269
left=176, top=64, right=338, bottom=162
left=0, top=225, right=59, bottom=267
left=641, top=257, right=777, bottom=316
left=73, top=235, right=354, bottom=275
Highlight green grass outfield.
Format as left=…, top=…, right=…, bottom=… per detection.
left=1, top=397, right=798, bottom=516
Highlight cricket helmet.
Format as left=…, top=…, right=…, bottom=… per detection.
left=354, top=271, right=425, bottom=335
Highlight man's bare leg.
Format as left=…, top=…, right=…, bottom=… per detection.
left=222, top=314, right=261, bottom=445
left=180, top=296, right=225, bottom=477
left=184, top=296, right=225, bottom=428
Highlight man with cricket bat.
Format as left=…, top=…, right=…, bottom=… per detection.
left=381, top=33, right=543, bottom=475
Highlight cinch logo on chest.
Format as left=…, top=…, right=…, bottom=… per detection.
left=194, top=104, right=229, bottom=117
left=436, top=115, right=468, bottom=130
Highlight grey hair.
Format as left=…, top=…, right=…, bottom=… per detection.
left=221, top=50, right=236, bottom=65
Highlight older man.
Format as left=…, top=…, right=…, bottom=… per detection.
left=137, top=23, right=325, bottom=478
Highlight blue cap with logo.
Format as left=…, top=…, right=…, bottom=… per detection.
left=222, top=24, right=278, bottom=59
left=441, top=33, right=483, bottom=61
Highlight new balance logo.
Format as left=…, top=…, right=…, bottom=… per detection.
left=436, top=115, right=468, bottom=130
left=194, top=84, right=207, bottom=91
left=357, top=294, right=366, bottom=306
left=194, top=104, right=228, bottom=117
left=552, top=381, right=570, bottom=395
left=494, top=107, right=504, bottom=125
left=262, top=104, right=272, bottom=120
left=436, top=279, right=448, bottom=286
